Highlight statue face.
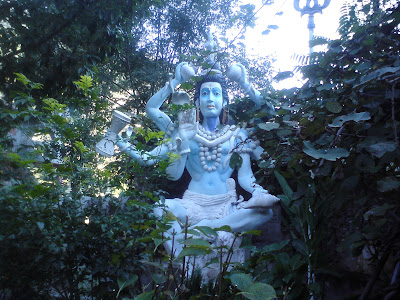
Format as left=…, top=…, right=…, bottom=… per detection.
left=199, top=82, right=225, bottom=118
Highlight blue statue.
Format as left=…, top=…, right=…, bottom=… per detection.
left=98, top=32, right=279, bottom=280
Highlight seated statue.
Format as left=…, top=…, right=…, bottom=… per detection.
left=112, top=58, right=279, bottom=279
left=98, top=32, right=279, bottom=281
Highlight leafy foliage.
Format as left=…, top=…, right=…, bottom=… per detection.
left=2, top=0, right=400, bottom=299
left=240, top=1, right=400, bottom=298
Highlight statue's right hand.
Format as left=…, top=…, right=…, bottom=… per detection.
left=178, top=108, right=197, bottom=142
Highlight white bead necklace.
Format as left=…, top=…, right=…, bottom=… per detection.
left=198, top=125, right=231, bottom=172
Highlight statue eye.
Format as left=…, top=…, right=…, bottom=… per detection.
left=201, top=90, right=208, bottom=96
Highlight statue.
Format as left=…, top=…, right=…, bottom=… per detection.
left=98, top=32, right=279, bottom=281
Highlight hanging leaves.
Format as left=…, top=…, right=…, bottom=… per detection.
left=229, top=152, right=243, bottom=169
left=258, top=122, right=280, bottom=131
left=329, top=111, right=370, bottom=127
left=303, top=141, right=349, bottom=161
left=326, top=101, right=342, bottom=113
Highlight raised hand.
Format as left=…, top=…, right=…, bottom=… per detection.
left=178, top=108, right=198, bottom=143
left=236, top=63, right=248, bottom=88
left=173, top=62, right=195, bottom=85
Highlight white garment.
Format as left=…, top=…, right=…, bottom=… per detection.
left=175, top=178, right=246, bottom=282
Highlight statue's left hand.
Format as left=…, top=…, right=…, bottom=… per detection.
left=239, top=189, right=280, bottom=209
left=236, top=63, right=248, bottom=87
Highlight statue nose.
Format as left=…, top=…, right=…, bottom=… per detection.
left=209, top=94, right=216, bottom=101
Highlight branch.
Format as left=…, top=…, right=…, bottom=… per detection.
left=98, top=72, right=134, bottom=97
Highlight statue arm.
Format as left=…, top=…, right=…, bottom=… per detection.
left=165, top=137, right=189, bottom=181
left=166, top=108, right=197, bottom=180
left=116, top=132, right=189, bottom=180
left=237, top=152, right=257, bottom=194
left=235, top=129, right=257, bottom=193
left=238, top=66, right=261, bottom=107
left=237, top=129, right=280, bottom=208
left=146, top=62, right=187, bottom=132
left=236, top=64, right=275, bottom=113
left=116, top=139, right=168, bottom=166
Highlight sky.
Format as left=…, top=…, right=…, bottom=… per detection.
left=239, top=0, right=347, bottom=88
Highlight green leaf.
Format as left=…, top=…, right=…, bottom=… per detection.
left=258, top=122, right=280, bottom=131
left=262, top=239, right=290, bottom=252
left=193, top=226, right=218, bottom=237
left=317, top=83, right=335, bottom=91
left=274, top=171, right=293, bottom=199
left=177, top=247, right=208, bottom=258
left=229, top=273, right=253, bottom=291
left=355, top=66, right=400, bottom=88
left=303, top=141, right=349, bottom=161
left=240, top=282, right=276, bottom=300
left=326, top=101, right=342, bottom=113
left=377, top=177, right=400, bottom=192
left=277, top=129, right=292, bottom=138
left=134, top=291, right=154, bottom=300
left=366, top=142, right=397, bottom=158
left=229, top=152, right=243, bottom=169
left=240, top=230, right=261, bottom=236
left=74, top=141, right=88, bottom=153
left=273, top=71, right=293, bottom=82
left=14, top=73, right=30, bottom=85
left=152, top=238, right=164, bottom=251
left=283, top=120, right=299, bottom=127
left=73, top=75, right=93, bottom=90
left=364, top=203, right=396, bottom=220
left=205, top=257, right=220, bottom=267
left=278, top=194, right=295, bottom=213
left=292, top=239, right=308, bottom=256
left=30, top=82, right=43, bottom=90
left=309, top=37, right=329, bottom=47
left=186, top=229, right=201, bottom=236
left=111, top=253, right=120, bottom=265
left=329, top=111, right=371, bottom=127
left=117, top=274, right=138, bottom=298
left=152, top=273, right=166, bottom=285
left=180, top=82, right=194, bottom=90
left=182, top=238, right=211, bottom=248
left=37, top=222, right=45, bottom=231
left=214, top=225, right=232, bottom=232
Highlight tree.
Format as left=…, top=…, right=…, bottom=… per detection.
left=0, top=0, right=159, bottom=99
left=241, top=1, right=400, bottom=298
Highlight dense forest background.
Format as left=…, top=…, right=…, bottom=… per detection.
left=0, top=0, right=399, bottom=299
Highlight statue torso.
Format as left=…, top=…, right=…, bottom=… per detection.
left=185, top=129, right=238, bottom=195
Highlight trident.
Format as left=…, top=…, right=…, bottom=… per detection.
left=294, top=0, right=331, bottom=55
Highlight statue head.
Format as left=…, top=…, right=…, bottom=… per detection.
left=194, top=73, right=229, bottom=123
